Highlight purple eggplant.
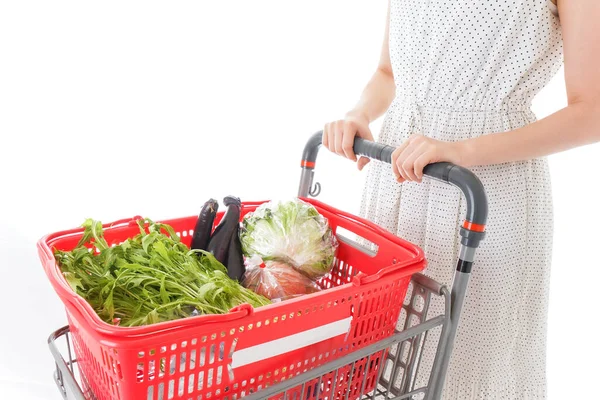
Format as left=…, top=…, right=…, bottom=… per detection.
left=226, top=224, right=245, bottom=280
left=206, top=196, right=241, bottom=266
left=191, top=199, right=219, bottom=251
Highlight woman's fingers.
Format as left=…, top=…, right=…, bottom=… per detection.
left=329, top=125, right=337, bottom=154
left=400, top=142, right=428, bottom=182
left=357, top=156, right=370, bottom=171
left=391, top=141, right=410, bottom=181
left=322, top=123, right=330, bottom=149
left=334, top=121, right=346, bottom=157
left=324, top=122, right=337, bottom=153
left=342, top=122, right=358, bottom=161
left=392, top=134, right=434, bottom=182
left=414, top=151, right=434, bottom=180
left=322, top=113, right=371, bottom=164
left=355, top=125, right=374, bottom=169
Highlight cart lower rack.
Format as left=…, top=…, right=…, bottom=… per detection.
left=50, top=272, right=451, bottom=400
left=46, top=132, right=488, bottom=400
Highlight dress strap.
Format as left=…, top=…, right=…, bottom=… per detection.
left=548, top=0, right=559, bottom=16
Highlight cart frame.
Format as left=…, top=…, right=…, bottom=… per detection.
left=47, top=132, right=488, bottom=400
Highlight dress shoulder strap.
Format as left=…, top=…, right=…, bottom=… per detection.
left=548, top=0, right=559, bottom=16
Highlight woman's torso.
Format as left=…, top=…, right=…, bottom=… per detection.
left=388, top=0, right=563, bottom=113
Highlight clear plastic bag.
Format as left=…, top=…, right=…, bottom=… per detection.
left=242, top=256, right=321, bottom=302
left=240, top=199, right=338, bottom=279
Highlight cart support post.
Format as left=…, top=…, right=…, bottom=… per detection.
left=299, top=131, right=488, bottom=400
left=426, top=267, right=471, bottom=399
left=298, top=167, right=315, bottom=198
left=48, top=326, right=86, bottom=400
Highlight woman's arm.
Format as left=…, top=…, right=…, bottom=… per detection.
left=392, top=0, right=600, bottom=182
left=459, top=0, right=600, bottom=166
left=323, top=0, right=395, bottom=169
left=346, top=1, right=395, bottom=125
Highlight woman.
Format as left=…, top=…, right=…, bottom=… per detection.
left=323, top=1, right=599, bottom=399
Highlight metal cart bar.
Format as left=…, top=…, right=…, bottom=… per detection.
left=49, top=326, right=90, bottom=400
left=49, top=271, right=452, bottom=400
left=298, top=132, right=488, bottom=400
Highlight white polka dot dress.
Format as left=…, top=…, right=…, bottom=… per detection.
left=359, top=1, right=562, bottom=399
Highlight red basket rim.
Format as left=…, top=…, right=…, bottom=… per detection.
left=38, top=199, right=425, bottom=338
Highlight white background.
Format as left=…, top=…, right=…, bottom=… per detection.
left=0, top=1, right=598, bottom=399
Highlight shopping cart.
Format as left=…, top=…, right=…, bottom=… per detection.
left=46, top=132, right=488, bottom=400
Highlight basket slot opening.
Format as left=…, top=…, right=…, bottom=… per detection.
left=200, top=347, right=206, bottom=367
left=178, top=376, right=185, bottom=397
left=197, top=371, right=204, bottom=391
left=207, top=368, right=213, bottom=388
left=180, top=352, right=187, bottom=373
left=209, top=344, right=216, bottom=365
left=159, top=357, right=166, bottom=379
left=190, top=350, right=196, bottom=370
left=188, top=373, right=195, bottom=395
left=137, top=362, right=144, bottom=383
left=335, top=226, right=379, bottom=257
left=157, top=382, right=164, bottom=400
left=169, top=354, right=176, bottom=375
left=168, top=379, right=175, bottom=399
left=217, top=366, right=223, bottom=385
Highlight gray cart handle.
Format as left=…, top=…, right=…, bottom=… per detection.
left=299, top=131, right=488, bottom=248
left=298, top=130, right=488, bottom=399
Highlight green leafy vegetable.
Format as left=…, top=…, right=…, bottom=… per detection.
left=55, top=218, right=270, bottom=327
left=240, top=199, right=338, bottom=279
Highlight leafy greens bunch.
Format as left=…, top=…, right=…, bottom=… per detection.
left=55, top=218, right=270, bottom=327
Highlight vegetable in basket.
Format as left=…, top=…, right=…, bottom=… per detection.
left=226, top=221, right=245, bottom=281
left=190, top=198, right=219, bottom=251
left=242, top=256, right=321, bottom=301
left=206, top=196, right=245, bottom=280
left=240, top=199, right=338, bottom=279
left=54, top=218, right=270, bottom=327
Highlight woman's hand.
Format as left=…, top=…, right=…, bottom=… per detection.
left=323, top=111, right=374, bottom=171
left=392, top=134, right=468, bottom=183
left=322, top=1, right=395, bottom=171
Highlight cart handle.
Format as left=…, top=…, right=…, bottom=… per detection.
left=299, top=131, right=488, bottom=245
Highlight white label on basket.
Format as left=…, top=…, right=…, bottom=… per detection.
left=231, top=317, right=352, bottom=369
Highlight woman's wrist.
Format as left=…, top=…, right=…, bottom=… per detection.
left=454, top=139, right=477, bottom=168
left=345, top=108, right=372, bottom=124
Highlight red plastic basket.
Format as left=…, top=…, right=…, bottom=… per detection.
left=38, top=198, right=426, bottom=400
